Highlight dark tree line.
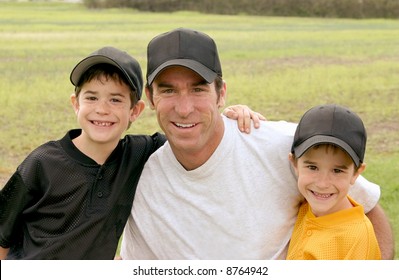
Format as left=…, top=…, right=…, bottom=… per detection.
left=83, top=0, right=399, bottom=18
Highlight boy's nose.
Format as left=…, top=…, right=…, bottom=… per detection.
left=316, top=172, right=332, bottom=189
left=96, top=100, right=110, bottom=114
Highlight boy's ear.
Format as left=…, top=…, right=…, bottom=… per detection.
left=129, top=100, right=145, bottom=122
left=145, top=87, right=155, bottom=110
left=350, top=163, right=366, bottom=185
left=288, top=153, right=299, bottom=176
left=288, top=153, right=295, bottom=165
left=70, top=93, right=79, bottom=114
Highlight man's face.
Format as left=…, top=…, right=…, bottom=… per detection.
left=147, top=66, right=226, bottom=169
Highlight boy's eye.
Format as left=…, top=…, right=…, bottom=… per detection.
left=86, top=96, right=97, bottom=101
left=110, top=98, right=122, bottom=103
left=307, top=165, right=317, bottom=171
left=333, top=169, right=343, bottom=174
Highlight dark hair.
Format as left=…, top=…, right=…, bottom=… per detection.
left=74, top=63, right=139, bottom=107
left=292, top=143, right=362, bottom=173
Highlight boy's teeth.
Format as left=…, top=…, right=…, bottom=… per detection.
left=93, top=121, right=111, bottom=126
left=312, top=191, right=332, bottom=198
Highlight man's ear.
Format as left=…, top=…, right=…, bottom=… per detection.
left=145, top=87, right=155, bottom=110
left=70, top=93, right=79, bottom=114
left=217, top=80, right=227, bottom=109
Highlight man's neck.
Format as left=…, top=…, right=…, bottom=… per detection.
left=172, top=119, right=225, bottom=171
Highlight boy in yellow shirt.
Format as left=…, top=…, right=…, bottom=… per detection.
left=287, top=104, right=381, bottom=260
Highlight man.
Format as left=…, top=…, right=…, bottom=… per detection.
left=121, top=28, right=394, bottom=259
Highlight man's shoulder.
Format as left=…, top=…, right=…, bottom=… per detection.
left=224, top=116, right=297, bottom=139
left=260, top=120, right=297, bottom=136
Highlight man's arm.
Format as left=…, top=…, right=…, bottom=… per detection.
left=366, top=204, right=395, bottom=259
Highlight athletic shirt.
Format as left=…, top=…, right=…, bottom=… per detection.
left=0, top=129, right=165, bottom=259
left=287, top=196, right=381, bottom=260
left=120, top=116, right=380, bottom=259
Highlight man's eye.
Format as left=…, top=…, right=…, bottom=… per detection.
left=161, top=89, right=174, bottom=94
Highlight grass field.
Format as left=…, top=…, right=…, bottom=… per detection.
left=0, top=1, right=398, bottom=259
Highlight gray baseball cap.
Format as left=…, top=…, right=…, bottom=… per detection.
left=70, top=46, right=143, bottom=99
left=291, top=104, right=367, bottom=167
left=146, top=28, right=222, bottom=85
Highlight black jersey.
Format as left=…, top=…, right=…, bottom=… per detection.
left=0, top=129, right=166, bottom=259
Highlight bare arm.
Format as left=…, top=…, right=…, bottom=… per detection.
left=366, top=204, right=395, bottom=259
left=0, top=246, right=9, bottom=260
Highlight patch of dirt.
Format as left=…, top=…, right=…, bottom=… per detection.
left=366, top=120, right=399, bottom=153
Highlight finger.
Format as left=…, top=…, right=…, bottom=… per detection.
left=249, top=112, right=261, bottom=129
left=242, top=108, right=252, bottom=133
left=222, top=108, right=239, bottom=119
left=257, top=112, right=267, bottom=121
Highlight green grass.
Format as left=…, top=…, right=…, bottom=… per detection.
left=0, top=1, right=398, bottom=259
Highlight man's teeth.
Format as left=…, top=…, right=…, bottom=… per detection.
left=93, top=121, right=112, bottom=127
left=175, top=123, right=195, bottom=128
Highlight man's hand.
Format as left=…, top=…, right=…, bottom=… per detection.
left=223, top=104, right=266, bottom=133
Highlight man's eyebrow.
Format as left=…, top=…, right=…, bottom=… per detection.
left=156, top=79, right=208, bottom=88
left=192, top=80, right=208, bottom=86
left=157, top=82, right=173, bottom=88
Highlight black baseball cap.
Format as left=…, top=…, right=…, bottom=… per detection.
left=146, top=28, right=222, bottom=85
left=70, top=46, right=143, bottom=99
left=291, top=104, right=367, bottom=167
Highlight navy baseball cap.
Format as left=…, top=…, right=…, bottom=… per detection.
left=146, top=28, right=222, bottom=85
left=291, top=104, right=367, bottom=167
left=70, top=46, right=143, bottom=100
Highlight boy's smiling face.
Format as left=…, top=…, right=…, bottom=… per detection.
left=291, top=145, right=365, bottom=217
left=71, top=75, right=143, bottom=152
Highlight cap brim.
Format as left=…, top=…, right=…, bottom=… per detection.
left=147, top=59, right=218, bottom=85
left=70, top=55, right=138, bottom=92
left=293, top=135, right=361, bottom=167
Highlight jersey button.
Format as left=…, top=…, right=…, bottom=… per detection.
left=306, top=230, right=312, bottom=236
left=97, top=191, right=103, bottom=198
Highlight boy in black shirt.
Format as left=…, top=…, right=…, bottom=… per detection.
left=0, top=46, right=165, bottom=259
